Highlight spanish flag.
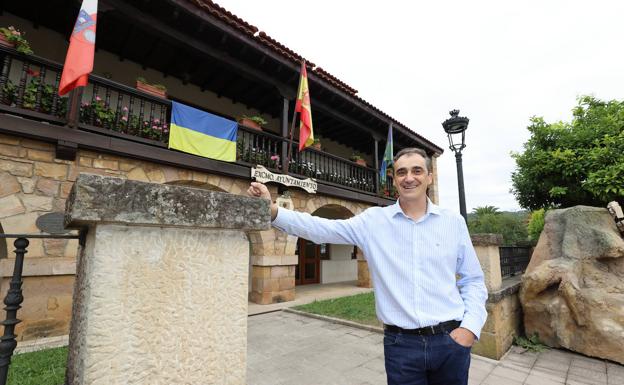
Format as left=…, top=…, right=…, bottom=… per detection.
left=59, top=0, right=98, bottom=96
left=296, top=61, right=314, bottom=151
left=168, top=102, right=237, bottom=162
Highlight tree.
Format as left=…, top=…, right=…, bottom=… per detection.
left=511, top=96, right=624, bottom=210
left=472, top=205, right=500, bottom=216
left=468, top=211, right=530, bottom=246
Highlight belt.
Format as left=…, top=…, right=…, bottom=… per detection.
left=384, top=320, right=461, bottom=336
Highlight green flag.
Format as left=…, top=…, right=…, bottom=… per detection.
left=380, top=123, right=393, bottom=184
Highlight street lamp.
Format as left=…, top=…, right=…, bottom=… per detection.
left=442, top=109, right=469, bottom=222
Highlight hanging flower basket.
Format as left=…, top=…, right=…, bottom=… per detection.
left=238, top=118, right=262, bottom=131
left=0, top=33, right=14, bottom=49
left=136, top=80, right=167, bottom=98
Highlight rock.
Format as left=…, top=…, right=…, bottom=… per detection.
left=65, top=173, right=271, bottom=231
left=520, top=206, right=624, bottom=364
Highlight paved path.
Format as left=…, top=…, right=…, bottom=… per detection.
left=247, top=311, right=624, bottom=385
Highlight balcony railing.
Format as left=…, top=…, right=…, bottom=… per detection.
left=0, top=46, right=388, bottom=197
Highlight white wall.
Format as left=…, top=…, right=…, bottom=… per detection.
left=321, top=260, right=357, bottom=284
left=320, top=244, right=356, bottom=283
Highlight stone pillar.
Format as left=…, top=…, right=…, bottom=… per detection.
left=428, top=155, right=440, bottom=204
left=470, top=233, right=503, bottom=292
left=356, top=247, right=372, bottom=288
left=64, top=173, right=269, bottom=385
left=249, top=228, right=297, bottom=304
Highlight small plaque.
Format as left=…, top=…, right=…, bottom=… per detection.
left=36, top=212, right=70, bottom=234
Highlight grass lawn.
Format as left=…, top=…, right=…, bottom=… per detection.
left=292, top=292, right=381, bottom=326
left=7, top=346, right=67, bottom=385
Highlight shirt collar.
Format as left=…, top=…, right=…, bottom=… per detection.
left=391, top=198, right=441, bottom=218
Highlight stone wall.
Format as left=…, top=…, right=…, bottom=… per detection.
left=472, top=278, right=524, bottom=360
left=470, top=234, right=524, bottom=360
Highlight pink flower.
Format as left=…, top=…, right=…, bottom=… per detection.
left=121, top=116, right=128, bottom=122
left=122, top=106, right=128, bottom=112
left=270, top=155, right=279, bottom=161
left=152, top=125, right=158, bottom=130
left=95, top=96, right=102, bottom=102
left=153, top=119, right=160, bottom=124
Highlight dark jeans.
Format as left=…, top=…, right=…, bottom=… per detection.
left=383, top=330, right=471, bottom=385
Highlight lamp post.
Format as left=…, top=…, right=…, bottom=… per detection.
left=442, top=109, right=469, bottom=223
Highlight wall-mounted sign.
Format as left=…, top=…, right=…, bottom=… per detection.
left=36, top=212, right=70, bottom=234
left=251, top=165, right=317, bottom=194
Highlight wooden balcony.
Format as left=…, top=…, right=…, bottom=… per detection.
left=0, top=46, right=394, bottom=200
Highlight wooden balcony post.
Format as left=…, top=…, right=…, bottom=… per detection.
left=66, top=88, right=83, bottom=128
left=280, top=97, right=289, bottom=174
left=374, top=137, right=380, bottom=194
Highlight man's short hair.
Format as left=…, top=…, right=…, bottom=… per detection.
left=393, top=148, right=432, bottom=173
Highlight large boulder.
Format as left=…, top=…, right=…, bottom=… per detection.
left=520, top=206, right=624, bottom=364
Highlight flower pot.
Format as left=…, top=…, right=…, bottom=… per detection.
left=355, top=159, right=367, bottom=167
left=136, top=81, right=166, bottom=98
left=0, top=34, right=14, bottom=49
left=238, top=118, right=263, bottom=131
left=312, top=143, right=322, bottom=150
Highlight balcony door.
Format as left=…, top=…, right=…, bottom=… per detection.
left=295, top=239, right=322, bottom=285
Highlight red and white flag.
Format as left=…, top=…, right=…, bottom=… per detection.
left=59, top=0, right=98, bottom=96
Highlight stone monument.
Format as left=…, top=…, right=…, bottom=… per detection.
left=520, top=206, right=624, bottom=364
left=64, top=173, right=270, bottom=384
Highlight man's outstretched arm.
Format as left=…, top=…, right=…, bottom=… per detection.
left=247, top=182, right=367, bottom=246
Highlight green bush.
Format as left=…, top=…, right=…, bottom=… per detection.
left=527, top=208, right=545, bottom=243
left=468, top=211, right=530, bottom=246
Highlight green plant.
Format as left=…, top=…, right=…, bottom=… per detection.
left=350, top=153, right=364, bottom=161
left=0, top=26, right=33, bottom=55
left=527, top=208, right=546, bottom=243
left=1, top=75, right=67, bottom=117
left=240, top=115, right=267, bottom=127
left=512, top=96, right=624, bottom=209
left=136, top=77, right=167, bottom=92
left=513, top=333, right=549, bottom=352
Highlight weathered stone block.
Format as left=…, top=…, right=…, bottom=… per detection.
left=270, top=266, right=291, bottom=279
left=92, top=158, right=118, bottom=170
left=0, top=134, right=20, bottom=145
left=65, top=173, right=270, bottom=231
left=60, top=182, right=73, bottom=199
left=126, top=167, right=149, bottom=182
left=21, top=138, right=53, bottom=151
left=21, top=195, right=53, bottom=211
left=0, top=143, right=20, bottom=157
left=27, top=149, right=55, bottom=162
left=0, top=194, right=25, bottom=218
left=358, top=259, right=372, bottom=288
left=0, top=159, right=33, bottom=176
left=17, top=176, right=35, bottom=193
left=34, top=162, right=67, bottom=180
left=0, top=172, right=21, bottom=197
left=35, top=178, right=60, bottom=196
left=65, top=174, right=268, bottom=384
left=78, top=156, right=92, bottom=167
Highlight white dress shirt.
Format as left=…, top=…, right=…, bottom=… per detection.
left=272, top=199, right=488, bottom=338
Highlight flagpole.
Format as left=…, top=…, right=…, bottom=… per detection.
left=284, top=60, right=305, bottom=175
left=284, top=108, right=298, bottom=174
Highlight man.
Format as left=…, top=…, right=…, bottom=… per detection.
left=247, top=148, right=487, bottom=385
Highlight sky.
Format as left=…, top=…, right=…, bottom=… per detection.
left=217, top=0, right=624, bottom=213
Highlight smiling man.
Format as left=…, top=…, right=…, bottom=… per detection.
left=247, top=147, right=487, bottom=385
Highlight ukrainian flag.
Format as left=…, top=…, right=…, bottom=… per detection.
left=168, top=101, right=237, bottom=162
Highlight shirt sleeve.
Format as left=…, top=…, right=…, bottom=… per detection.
left=455, top=217, right=488, bottom=339
left=272, top=207, right=367, bottom=247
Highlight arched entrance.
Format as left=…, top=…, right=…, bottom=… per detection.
left=295, top=204, right=356, bottom=285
